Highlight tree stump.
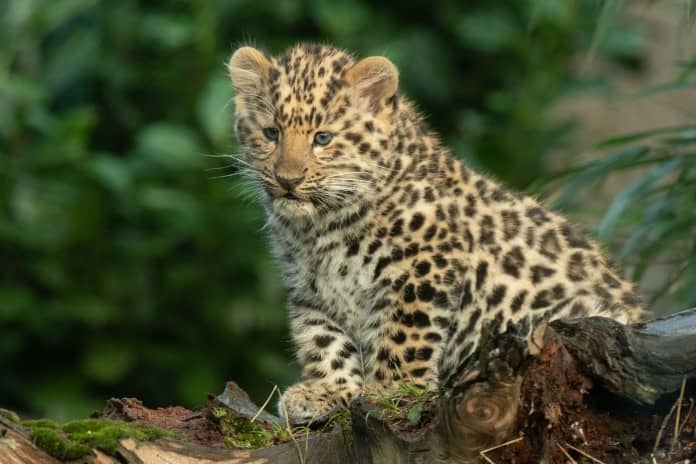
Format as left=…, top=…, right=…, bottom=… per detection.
left=2, top=310, right=696, bottom=463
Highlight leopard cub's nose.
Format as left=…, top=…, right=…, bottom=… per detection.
left=275, top=173, right=305, bottom=191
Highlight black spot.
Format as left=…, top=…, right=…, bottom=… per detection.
left=531, top=265, right=555, bottom=284
left=404, top=347, right=416, bottom=362
left=502, top=247, right=525, bottom=278
left=593, top=284, right=612, bottom=300
left=403, top=283, right=416, bottom=303
left=487, top=285, right=506, bottom=309
left=461, top=308, right=481, bottom=336
left=438, top=241, right=452, bottom=253
left=314, top=335, right=335, bottom=347
left=459, top=280, right=473, bottom=309
left=424, top=187, right=436, bottom=202
left=404, top=242, right=419, bottom=257
left=391, top=331, right=407, bottom=344
left=415, top=260, right=431, bottom=277
left=409, top=213, right=425, bottom=231
left=374, top=256, right=392, bottom=279
left=364, top=121, right=375, bottom=132
left=416, top=282, right=435, bottom=302
left=562, top=223, right=591, bottom=249
left=424, top=332, right=442, bottom=342
left=570, top=301, right=588, bottom=317
left=475, top=262, right=488, bottom=290
left=510, top=291, right=527, bottom=313
left=342, top=342, right=357, bottom=353
left=602, top=272, right=621, bottom=288
left=501, top=210, right=520, bottom=240
left=540, top=230, right=561, bottom=260
left=423, top=224, right=437, bottom=241
left=416, top=347, right=433, bottom=361
left=622, top=292, right=642, bottom=306
left=433, top=254, right=447, bottom=268
left=411, top=367, right=428, bottom=378
left=531, top=291, right=551, bottom=309
left=372, top=298, right=391, bottom=312
left=310, top=368, right=326, bottom=378
left=368, top=239, right=382, bottom=254
left=464, top=194, right=477, bottom=217
left=345, top=132, right=363, bottom=144
left=413, top=310, right=431, bottom=327
left=331, top=358, right=345, bottom=370
left=526, top=207, right=550, bottom=225
left=433, top=316, right=450, bottom=329
left=567, top=252, right=587, bottom=282
left=479, top=215, right=495, bottom=244
left=390, top=218, right=404, bottom=237
left=392, top=273, right=409, bottom=291
left=433, top=291, right=449, bottom=308
left=346, top=238, right=360, bottom=257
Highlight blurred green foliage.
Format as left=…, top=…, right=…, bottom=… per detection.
left=541, top=122, right=696, bottom=313
left=0, top=0, right=649, bottom=420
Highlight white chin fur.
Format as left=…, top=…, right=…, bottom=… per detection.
left=272, top=197, right=316, bottom=217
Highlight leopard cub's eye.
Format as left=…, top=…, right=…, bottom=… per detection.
left=313, top=131, right=333, bottom=146
left=262, top=127, right=279, bottom=141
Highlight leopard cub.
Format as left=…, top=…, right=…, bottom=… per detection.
left=227, top=44, right=647, bottom=423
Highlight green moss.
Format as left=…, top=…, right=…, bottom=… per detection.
left=1, top=410, right=21, bottom=424
left=22, top=418, right=173, bottom=461
left=211, top=406, right=275, bottom=449
left=325, top=409, right=353, bottom=445
left=210, top=405, right=355, bottom=450
left=368, top=381, right=437, bottom=427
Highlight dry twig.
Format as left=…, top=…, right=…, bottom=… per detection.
left=564, top=442, right=607, bottom=464
left=479, top=436, right=524, bottom=464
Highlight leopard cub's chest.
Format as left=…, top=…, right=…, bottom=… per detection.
left=302, top=238, right=375, bottom=335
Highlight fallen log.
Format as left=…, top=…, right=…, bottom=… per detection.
left=1, top=310, right=695, bottom=463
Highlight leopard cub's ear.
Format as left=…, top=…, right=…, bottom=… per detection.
left=227, top=46, right=272, bottom=92
left=344, top=56, right=399, bottom=115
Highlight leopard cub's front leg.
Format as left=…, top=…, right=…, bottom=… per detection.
left=279, top=308, right=363, bottom=424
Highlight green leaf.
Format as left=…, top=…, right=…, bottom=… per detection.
left=197, top=74, right=235, bottom=148
left=589, top=0, right=625, bottom=55
left=598, top=158, right=682, bottom=241
left=594, top=125, right=694, bottom=149
left=82, top=342, right=136, bottom=383
left=552, top=145, right=650, bottom=208
left=136, top=123, right=204, bottom=171
left=407, top=403, right=423, bottom=425
left=631, top=81, right=696, bottom=98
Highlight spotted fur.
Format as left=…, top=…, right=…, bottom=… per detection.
left=227, top=44, right=648, bottom=423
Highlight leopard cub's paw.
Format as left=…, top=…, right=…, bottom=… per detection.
left=278, top=382, right=340, bottom=425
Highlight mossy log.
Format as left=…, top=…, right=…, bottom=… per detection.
left=2, top=310, right=696, bottom=463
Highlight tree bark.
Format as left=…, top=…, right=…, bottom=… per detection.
left=2, top=309, right=696, bottom=463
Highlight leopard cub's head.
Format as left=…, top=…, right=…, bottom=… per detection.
left=228, top=44, right=400, bottom=218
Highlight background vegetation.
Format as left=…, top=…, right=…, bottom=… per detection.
left=1, top=0, right=692, bottom=421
